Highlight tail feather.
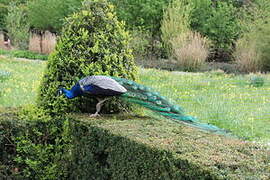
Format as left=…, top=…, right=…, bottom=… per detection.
left=111, top=76, right=229, bottom=135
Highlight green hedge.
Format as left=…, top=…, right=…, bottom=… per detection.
left=1, top=108, right=269, bottom=179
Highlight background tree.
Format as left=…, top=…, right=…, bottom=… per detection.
left=27, top=0, right=84, bottom=33
left=5, top=2, right=29, bottom=49
left=0, top=3, right=7, bottom=30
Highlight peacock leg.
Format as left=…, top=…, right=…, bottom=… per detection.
left=90, top=98, right=108, bottom=117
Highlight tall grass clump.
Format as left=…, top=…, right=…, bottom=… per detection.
left=161, top=0, right=210, bottom=71
left=171, top=31, right=210, bottom=71
left=233, top=37, right=262, bottom=73
left=234, top=0, right=270, bottom=72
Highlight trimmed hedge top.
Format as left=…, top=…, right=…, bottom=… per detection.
left=74, top=113, right=270, bottom=179
left=1, top=108, right=269, bottom=179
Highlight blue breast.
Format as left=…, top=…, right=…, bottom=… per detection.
left=70, top=83, right=84, bottom=97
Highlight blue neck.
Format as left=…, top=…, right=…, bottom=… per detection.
left=61, top=83, right=83, bottom=99
left=62, top=88, right=75, bottom=99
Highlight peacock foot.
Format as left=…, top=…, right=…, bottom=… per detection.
left=89, top=113, right=100, bottom=118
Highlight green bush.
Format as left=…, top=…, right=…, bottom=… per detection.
left=255, top=23, right=270, bottom=71
left=14, top=107, right=72, bottom=179
left=0, top=107, right=72, bottom=179
left=129, top=29, right=152, bottom=60
left=27, top=0, right=83, bottom=33
left=250, top=76, right=264, bottom=87
left=0, top=109, right=22, bottom=178
left=38, top=0, right=137, bottom=115
left=5, top=2, right=29, bottom=49
left=0, top=49, right=48, bottom=60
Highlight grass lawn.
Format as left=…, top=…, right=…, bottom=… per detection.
left=1, top=57, right=270, bottom=142
left=0, top=57, right=46, bottom=106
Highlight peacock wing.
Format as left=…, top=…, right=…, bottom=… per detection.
left=79, top=75, right=127, bottom=93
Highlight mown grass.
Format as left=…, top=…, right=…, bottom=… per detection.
left=1, top=57, right=270, bottom=142
left=0, top=57, right=46, bottom=106
left=139, top=69, right=270, bottom=142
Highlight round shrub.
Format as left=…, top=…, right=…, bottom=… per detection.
left=37, top=0, right=137, bottom=114
left=250, top=76, right=264, bottom=87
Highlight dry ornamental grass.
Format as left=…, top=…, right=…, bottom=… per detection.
left=171, top=31, right=210, bottom=71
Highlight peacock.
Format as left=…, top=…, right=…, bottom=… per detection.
left=59, top=75, right=229, bottom=134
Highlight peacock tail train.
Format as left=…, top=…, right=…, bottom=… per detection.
left=110, top=76, right=229, bottom=135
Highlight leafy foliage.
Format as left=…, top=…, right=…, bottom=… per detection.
left=0, top=107, right=72, bottom=179
left=0, top=0, right=31, bottom=32
left=38, top=0, right=137, bottom=114
left=13, top=107, right=72, bottom=180
left=128, top=29, right=152, bottom=60
left=161, top=0, right=210, bottom=71
left=160, top=0, right=242, bottom=62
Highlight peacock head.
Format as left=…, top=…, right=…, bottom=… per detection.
left=57, top=87, right=74, bottom=99
left=57, top=87, right=64, bottom=96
